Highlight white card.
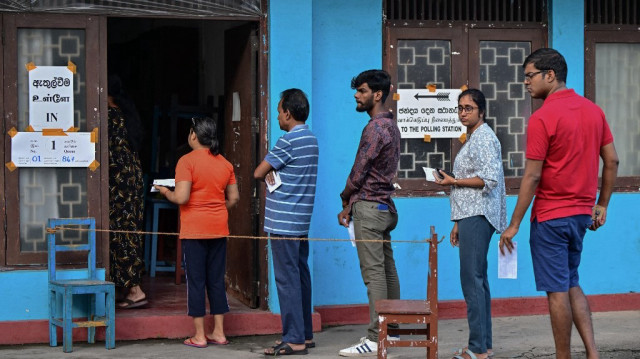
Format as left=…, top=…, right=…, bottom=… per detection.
left=150, top=178, right=175, bottom=192
left=348, top=220, right=356, bottom=247
left=422, top=167, right=438, bottom=182
left=498, top=241, right=517, bottom=279
left=266, top=171, right=282, bottom=193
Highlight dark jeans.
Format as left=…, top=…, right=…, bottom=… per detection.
left=182, top=238, right=229, bottom=317
left=271, top=234, right=313, bottom=344
left=352, top=200, right=400, bottom=342
left=458, top=215, right=495, bottom=354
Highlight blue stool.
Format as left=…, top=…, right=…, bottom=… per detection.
left=47, top=217, right=115, bottom=353
left=144, top=197, right=178, bottom=277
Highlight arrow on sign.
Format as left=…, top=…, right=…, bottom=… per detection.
left=414, top=92, right=451, bottom=101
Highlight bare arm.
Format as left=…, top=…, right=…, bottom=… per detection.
left=254, top=160, right=273, bottom=180
left=154, top=181, right=191, bottom=205
left=590, top=142, right=619, bottom=230
left=225, top=183, right=240, bottom=209
left=499, top=159, right=543, bottom=254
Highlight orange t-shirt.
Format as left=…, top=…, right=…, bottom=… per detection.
left=175, top=148, right=236, bottom=239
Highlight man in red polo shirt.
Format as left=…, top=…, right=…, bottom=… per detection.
left=499, top=48, right=618, bottom=359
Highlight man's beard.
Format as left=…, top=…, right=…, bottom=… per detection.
left=356, top=99, right=373, bottom=113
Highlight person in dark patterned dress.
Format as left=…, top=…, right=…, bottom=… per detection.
left=108, top=75, right=147, bottom=309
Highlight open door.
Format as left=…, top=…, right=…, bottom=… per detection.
left=223, top=23, right=259, bottom=308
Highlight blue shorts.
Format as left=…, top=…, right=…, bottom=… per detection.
left=530, top=215, right=592, bottom=292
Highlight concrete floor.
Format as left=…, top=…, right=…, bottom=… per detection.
left=1, top=310, right=639, bottom=358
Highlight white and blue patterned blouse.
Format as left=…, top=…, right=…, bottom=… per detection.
left=450, top=123, right=507, bottom=233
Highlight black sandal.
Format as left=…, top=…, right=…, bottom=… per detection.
left=265, top=342, right=308, bottom=356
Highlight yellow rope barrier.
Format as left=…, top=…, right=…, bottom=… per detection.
left=48, top=226, right=444, bottom=244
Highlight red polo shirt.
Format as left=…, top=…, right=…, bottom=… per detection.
left=526, top=89, right=613, bottom=222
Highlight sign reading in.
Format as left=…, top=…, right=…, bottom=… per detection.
left=28, top=65, right=74, bottom=130
left=395, top=89, right=464, bottom=139
left=11, top=132, right=95, bottom=167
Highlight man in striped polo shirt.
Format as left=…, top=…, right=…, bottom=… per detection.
left=254, top=88, right=318, bottom=356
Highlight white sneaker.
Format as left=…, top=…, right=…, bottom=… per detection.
left=387, top=334, right=400, bottom=341
left=339, top=337, right=377, bottom=357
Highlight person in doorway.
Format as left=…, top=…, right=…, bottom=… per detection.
left=337, top=69, right=401, bottom=357
left=255, top=89, right=318, bottom=356
left=155, top=116, right=239, bottom=348
left=107, top=75, right=148, bottom=309
left=434, top=89, right=507, bottom=359
left=499, top=48, right=619, bottom=359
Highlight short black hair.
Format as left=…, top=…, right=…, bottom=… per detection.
left=191, top=116, right=220, bottom=156
left=458, top=88, right=486, bottom=117
left=351, top=69, right=391, bottom=103
left=523, top=48, right=568, bottom=83
left=280, top=88, right=310, bottom=122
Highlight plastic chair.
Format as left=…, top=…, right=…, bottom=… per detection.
left=47, top=217, right=116, bottom=353
left=375, top=226, right=439, bottom=359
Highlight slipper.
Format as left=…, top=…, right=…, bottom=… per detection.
left=183, top=338, right=207, bottom=348
left=275, top=340, right=315, bottom=349
left=205, top=336, right=229, bottom=345
left=117, top=297, right=148, bottom=309
left=264, top=342, right=308, bottom=356
left=453, top=349, right=483, bottom=359
left=454, top=347, right=494, bottom=357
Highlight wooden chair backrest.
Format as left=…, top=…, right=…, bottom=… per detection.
left=47, top=217, right=97, bottom=282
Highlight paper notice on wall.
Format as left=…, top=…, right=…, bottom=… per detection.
left=28, top=65, right=75, bottom=130
left=498, top=241, right=517, bottom=279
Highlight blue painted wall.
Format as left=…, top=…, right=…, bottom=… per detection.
left=0, top=269, right=106, bottom=321
left=267, top=0, right=314, bottom=313
left=550, top=0, right=585, bottom=94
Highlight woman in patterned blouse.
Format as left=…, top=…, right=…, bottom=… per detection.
left=434, top=88, right=507, bottom=359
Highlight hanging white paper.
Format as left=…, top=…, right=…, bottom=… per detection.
left=498, top=241, right=517, bottom=279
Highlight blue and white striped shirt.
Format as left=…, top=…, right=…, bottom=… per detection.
left=264, top=124, right=319, bottom=235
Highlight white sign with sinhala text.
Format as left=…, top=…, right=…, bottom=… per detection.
left=28, top=66, right=74, bottom=130
left=396, top=89, right=465, bottom=139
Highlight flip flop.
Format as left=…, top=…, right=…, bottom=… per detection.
left=264, top=342, right=308, bottom=356
left=183, top=338, right=207, bottom=348
left=206, top=336, right=229, bottom=345
left=454, top=347, right=494, bottom=357
left=453, top=349, right=482, bottom=359
left=274, top=340, right=315, bottom=349
left=117, top=297, right=148, bottom=309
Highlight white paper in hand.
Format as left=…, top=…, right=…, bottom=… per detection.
left=266, top=171, right=282, bottom=193
left=422, top=167, right=438, bottom=182
left=347, top=220, right=356, bottom=247
left=498, top=241, right=517, bottom=279
left=150, top=178, right=175, bottom=192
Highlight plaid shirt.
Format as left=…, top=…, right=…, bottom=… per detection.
left=342, top=111, right=400, bottom=213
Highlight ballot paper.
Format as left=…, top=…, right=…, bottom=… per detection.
left=150, top=179, right=175, bottom=192
left=498, top=241, right=517, bottom=279
left=348, top=220, right=356, bottom=247
left=266, top=171, right=282, bottom=193
left=422, top=167, right=438, bottom=182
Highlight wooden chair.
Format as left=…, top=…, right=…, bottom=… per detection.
left=375, top=225, right=439, bottom=359
left=47, top=217, right=116, bottom=353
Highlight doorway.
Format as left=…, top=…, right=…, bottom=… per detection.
left=107, top=17, right=262, bottom=308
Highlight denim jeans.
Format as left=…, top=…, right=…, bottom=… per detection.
left=270, top=234, right=313, bottom=344
left=458, top=215, right=495, bottom=354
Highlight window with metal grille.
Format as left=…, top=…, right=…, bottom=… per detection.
left=385, top=0, right=546, bottom=22
left=586, top=0, right=640, bottom=25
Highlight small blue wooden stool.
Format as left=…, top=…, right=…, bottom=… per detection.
left=47, top=217, right=116, bottom=353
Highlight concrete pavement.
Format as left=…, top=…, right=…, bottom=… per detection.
left=1, top=311, right=639, bottom=358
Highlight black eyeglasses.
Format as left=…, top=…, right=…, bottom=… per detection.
left=457, top=105, right=477, bottom=114
left=524, top=70, right=546, bottom=80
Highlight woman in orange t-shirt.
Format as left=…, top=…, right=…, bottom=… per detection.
left=155, top=117, right=239, bottom=348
